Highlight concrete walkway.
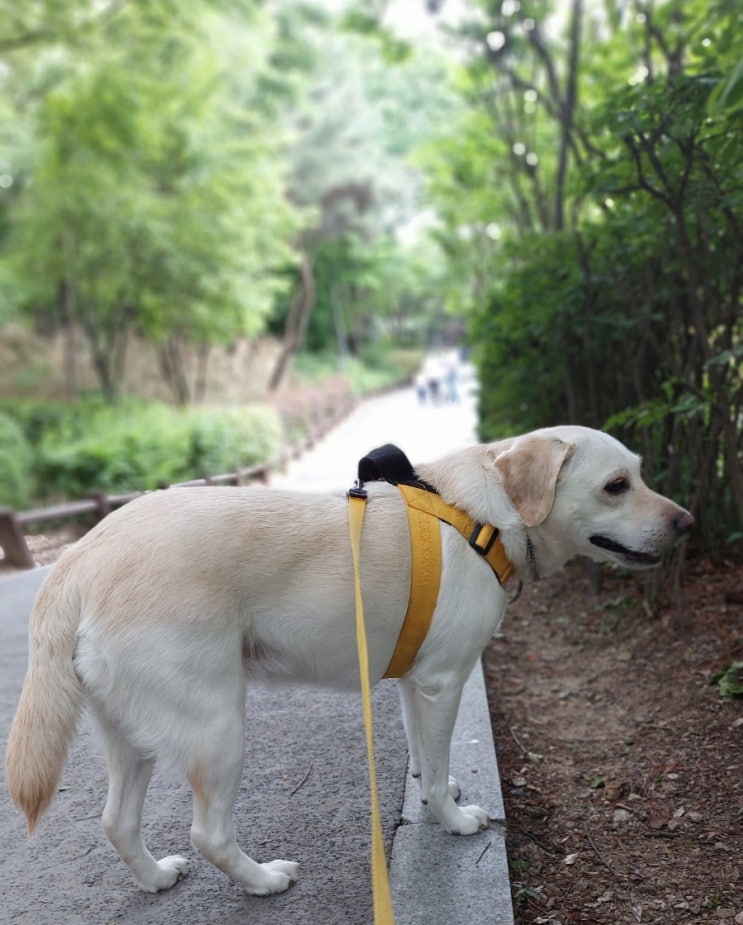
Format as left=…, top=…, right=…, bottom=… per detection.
left=0, top=374, right=514, bottom=925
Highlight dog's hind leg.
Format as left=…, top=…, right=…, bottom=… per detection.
left=96, top=713, right=190, bottom=892
left=407, top=674, right=489, bottom=835
left=187, top=714, right=298, bottom=895
left=398, top=675, right=461, bottom=801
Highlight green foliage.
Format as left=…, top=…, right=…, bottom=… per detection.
left=277, top=21, right=461, bottom=357
left=708, top=58, right=743, bottom=114
left=292, top=346, right=420, bottom=395
left=0, top=0, right=464, bottom=397
left=711, top=662, right=743, bottom=699
left=185, top=406, right=283, bottom=477
left=0, top=411, right=33, bottom=506
left=426, top=0, right=743, bottom=550
left=0, top=0, right=305, bottom=400
left=0, top=398, right=86, bottom=446
left=341, top=6, right=412, bottom=63
left=33, top=402, right=283, bottom=500
left=473, top=231, right=584, bottom=436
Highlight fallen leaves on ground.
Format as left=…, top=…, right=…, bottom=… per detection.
left=484, top=557, right=743, bottom=925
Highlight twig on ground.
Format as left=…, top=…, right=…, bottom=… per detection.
left=289, top=761, right=313, bottom=796
left=475, top=841, right=492, bottom=866
left=509, top=725, right=531, bottom=758
left=584, top=831, right=618, bottom=877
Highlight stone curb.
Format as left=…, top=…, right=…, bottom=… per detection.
left=390, top=662, right=514, bottom=924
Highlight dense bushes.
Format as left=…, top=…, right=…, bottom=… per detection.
left=0, top=400, right=283, bottom=506
left=474, top=74, right=743, bottom=551
left=0, top=412, right=33, bottom=507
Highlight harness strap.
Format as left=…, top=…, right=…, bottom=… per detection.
left=383, top=486, right=442, bottom=679
left=382, top=484, right=515, bottom=679
left=398, top=484, right=516, bottom=587
left=353, top=444, right=515, bottom=680
left=358, top=444, right=513, bottom=579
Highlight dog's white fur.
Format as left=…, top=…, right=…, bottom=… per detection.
left=5, top=426, right=692, bottom=897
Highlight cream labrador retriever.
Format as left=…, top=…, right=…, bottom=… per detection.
left=5, top=426, right=693, bottom=897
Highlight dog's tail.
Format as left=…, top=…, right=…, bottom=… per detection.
left=5, top=562, right=84, bottom=835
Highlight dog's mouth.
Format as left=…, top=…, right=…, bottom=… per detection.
left=589, top=535, right=661, bottom=568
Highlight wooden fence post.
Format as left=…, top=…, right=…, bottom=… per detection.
left=0, top=507, right=35, bottom=570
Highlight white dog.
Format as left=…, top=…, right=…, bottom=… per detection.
left=5, top=426, right=693, bottom=897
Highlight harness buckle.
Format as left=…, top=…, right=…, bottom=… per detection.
left=469, top=522, right=498, bottom=556
left=347, top=479, right=368, bottom=500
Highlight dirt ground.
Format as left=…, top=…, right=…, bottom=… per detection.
left=484, top=556, right=743, bottom=925
left=3, top=536, right=742, bottom=925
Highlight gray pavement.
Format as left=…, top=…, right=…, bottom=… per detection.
left=0, top=376, right=514, bottom=924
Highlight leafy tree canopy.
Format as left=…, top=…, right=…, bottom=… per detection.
left=0, top=0, right=305, bottom=400
left=419, top=0, right=743, bottom=548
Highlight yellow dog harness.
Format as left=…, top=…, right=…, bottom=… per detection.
left=349, top=443, right=515, bottom=679
left=383, top=482, right=515, bottom=677
left=347, top=445, right=515, bottom=923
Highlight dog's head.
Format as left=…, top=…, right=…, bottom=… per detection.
left=489, top=426, right=693, bottom=575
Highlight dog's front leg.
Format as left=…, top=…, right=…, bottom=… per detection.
left=407, top=674, right=489, bottom=835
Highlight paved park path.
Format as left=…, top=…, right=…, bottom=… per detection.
left=0, top=370, right=514, bottom=925
left=271, top=368, right=480, bottom=494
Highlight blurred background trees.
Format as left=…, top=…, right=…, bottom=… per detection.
left=417, top=0, right=743, bottom=551
left=0, top=1, right=304, bottom=403
left=0, top=0, right=741, bottom=551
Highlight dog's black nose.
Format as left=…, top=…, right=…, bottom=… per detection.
left=673, top=510, right=694, bottom=536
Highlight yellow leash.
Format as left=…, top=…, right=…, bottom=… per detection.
left=346, top=470, right=514, bottom=923
left=348, top=490, right=396, bottom=925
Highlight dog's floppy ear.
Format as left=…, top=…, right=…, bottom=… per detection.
left=491, top=434, right=574, bottom=527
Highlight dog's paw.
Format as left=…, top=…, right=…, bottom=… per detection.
left=247, top=859, right=299, bottom=896
left=446, top=805, right=490, bottom=836
left=138, top=855, right=190, bottom=892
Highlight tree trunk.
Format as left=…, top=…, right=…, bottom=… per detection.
left=194, top=343, right=210, bottom=404
left=268, top=253, right=316, bottom=392
left=331, top=281, right=348, bottom=372
left=554, top=0, right=582, bottom=231
left=79, top=306, right=118, bottom=403
left=159, top=336, right=190, bottom=405
left=58, top=279, right=78, bottom=401
left=91, top=343, right=118, bottom=403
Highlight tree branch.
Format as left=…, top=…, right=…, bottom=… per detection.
left=554, top=0, right=582, bottom=230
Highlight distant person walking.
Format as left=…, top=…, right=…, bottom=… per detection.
left=417, top=351, right=461, bottom=405
left=443, top=350, right=460, bottom=403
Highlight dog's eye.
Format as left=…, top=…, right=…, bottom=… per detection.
left=604, top=477, right=630, bottom=495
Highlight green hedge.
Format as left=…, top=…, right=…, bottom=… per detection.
left=0, top=400, right=284, bottom=504
left=0, top=412, right=33, bottom=507
left=0, top=399, right=81, bottom=447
